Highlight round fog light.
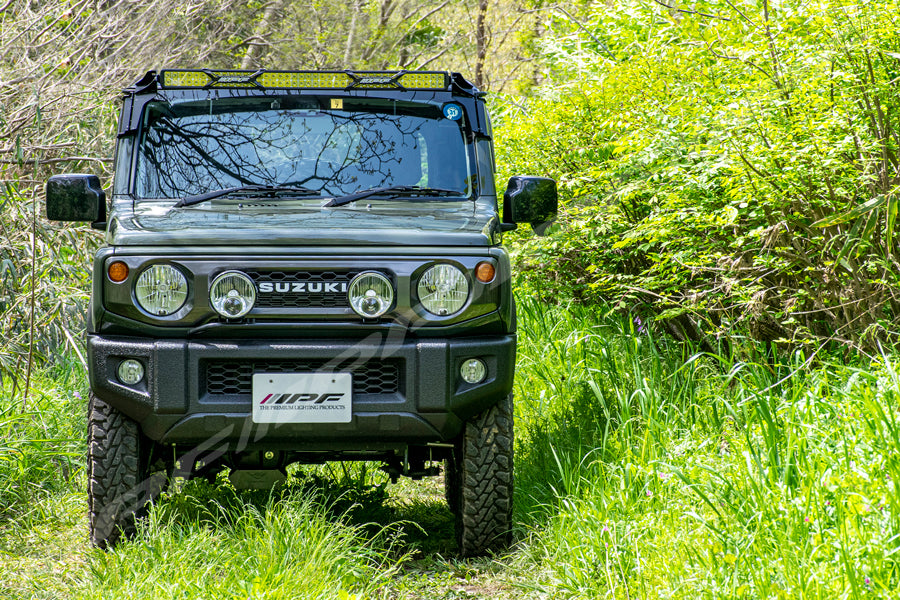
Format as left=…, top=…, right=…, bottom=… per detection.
left=460, top=358, right=487, bottom=384
left=117, top=359, right=144, bottom=385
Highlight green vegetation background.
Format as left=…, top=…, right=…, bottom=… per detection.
left=2, top=0, right=900, bottom=598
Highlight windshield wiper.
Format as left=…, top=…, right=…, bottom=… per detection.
left=324, top=185, right=464, bottom=208
left=174, top=185, right=319, bottom=208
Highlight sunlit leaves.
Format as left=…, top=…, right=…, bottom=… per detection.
left=497, top=0, right=900, bottom=350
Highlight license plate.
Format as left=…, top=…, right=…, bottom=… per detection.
left=252, top=373, right=352, bottom=423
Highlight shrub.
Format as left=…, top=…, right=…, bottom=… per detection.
left=495, top=0, right=900, bottom=351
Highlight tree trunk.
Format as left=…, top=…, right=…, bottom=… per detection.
left=241, top=0, right=284, bottom=69
left=343, top=0, right=361, bottom=66
left=474, top=0, right=488, bottom=88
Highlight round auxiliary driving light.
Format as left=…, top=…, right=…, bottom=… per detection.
left=135, top=264, right=189, bottom=316
left=460, top=358, right=487, bottom=384
left=348, top=271, right=393, bottom=318
left=417, top=264, right=469, bottom=316
left=210, top=271, right=256, bottom=318
left=117, top=359, right=145, bottom=385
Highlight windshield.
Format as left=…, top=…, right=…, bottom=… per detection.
left=135, top=96, right=473, bottom=200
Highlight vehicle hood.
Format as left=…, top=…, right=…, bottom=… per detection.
left=106, top=198, right=499, bottom=246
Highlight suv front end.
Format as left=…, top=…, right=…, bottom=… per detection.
left=46, top=69, right=557, bottom=556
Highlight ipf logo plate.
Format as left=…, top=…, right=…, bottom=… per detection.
left=252, top=373, right=352, bottom=423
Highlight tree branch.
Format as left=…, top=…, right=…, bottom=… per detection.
left=650, top=0, right=731, bottom=21
left=518, top=5, right=617, bottom=62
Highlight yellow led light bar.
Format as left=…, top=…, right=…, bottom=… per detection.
left=159, top=70, right=449, bottom=91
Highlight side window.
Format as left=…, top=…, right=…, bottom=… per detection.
left=113, top=137, right=134, bottom=196
left=475, top=139, right=496, bottom=196
left=423, top=121, right=470, bottom=193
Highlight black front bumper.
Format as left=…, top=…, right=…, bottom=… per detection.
left=87, top=334, right=515, bottom=450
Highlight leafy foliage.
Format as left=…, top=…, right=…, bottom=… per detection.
left=496, top=0, right=900, bottom=351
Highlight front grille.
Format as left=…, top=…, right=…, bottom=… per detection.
left=205, top=359, right=401, bottom=396
left=247, top=270, right=358, bottom=308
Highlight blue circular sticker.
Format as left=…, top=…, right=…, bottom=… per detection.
left=443, top=103, right=463, bottom=121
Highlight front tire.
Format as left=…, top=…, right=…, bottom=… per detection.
left=87, top=393, right=161, bottom=549
left=449, top=393, right=514, bottom=557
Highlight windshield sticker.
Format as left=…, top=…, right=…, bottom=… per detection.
left=443, top=103, right=462, bottom=121
left=330, top=98, right=343, bottom=110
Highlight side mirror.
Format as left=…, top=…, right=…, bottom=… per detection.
left=502, top=176, right=557, bottom=235
left=46, top=174, right=106, bottom=227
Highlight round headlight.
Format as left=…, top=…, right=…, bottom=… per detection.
left=210, top=271, right=256, bottom=318
left=417, top=264, right=469, bottom=316
left=135, top=264, right=188, bottom=316
left=348, top=271, right=393, bottom=318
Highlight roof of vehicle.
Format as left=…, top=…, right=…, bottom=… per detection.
left=118, top=69, right=491, bottom=138
left=124, top=69, right=482, bottom=96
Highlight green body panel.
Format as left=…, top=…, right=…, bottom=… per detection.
left=106, top=196, right=500, bottom=247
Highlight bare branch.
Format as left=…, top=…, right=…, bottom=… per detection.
left=649, top=0, right=731, bottom=21
left=722, top=0, right=758, bottom=27
left=519, top=5, right=617, bottom=62
left=386, top=0, right=451, bottom=57
left=0, top=156, right=113, bottom=166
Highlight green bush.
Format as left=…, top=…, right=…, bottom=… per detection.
left=496, top=0, right=900, bottom=351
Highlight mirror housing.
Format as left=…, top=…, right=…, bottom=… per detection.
left=46, top=174, right=106, bottom=227
left=502, top=176, right=557, bottom=235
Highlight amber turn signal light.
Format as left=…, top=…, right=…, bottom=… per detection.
left=107, top=261, right=129, bottom=283
left=475, top=261, right=495, bottom=283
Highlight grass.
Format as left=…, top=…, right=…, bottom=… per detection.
left=83, top=488, right=401, bottom=599
left=0, top=356, right=85, bottom=520
left=513, top=298, right=900, bottom=598
left=2, top=299, right=900, bottom=598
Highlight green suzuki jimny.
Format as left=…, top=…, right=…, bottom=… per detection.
left=46, top=69, right=556, bottom=556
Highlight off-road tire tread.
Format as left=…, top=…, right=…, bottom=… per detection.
left=87, top=393, right=148, bottom=549
left=456, top=393, right=514, bottom=557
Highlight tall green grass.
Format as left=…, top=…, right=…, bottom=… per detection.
left=0, top=357, right=86, bottom=519
left=81, top=482, right=406, bottom=599
left=514, top=298, right=717, bottom=517
left=513, top=297, right=900, bottom=598
left=4, top=300, right=900, bottom=598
